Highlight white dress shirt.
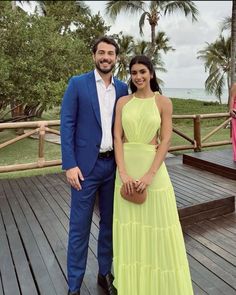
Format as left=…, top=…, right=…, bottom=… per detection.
left=94, top=69, right=116, bottom=152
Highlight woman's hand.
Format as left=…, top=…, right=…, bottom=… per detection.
left=119, top=172, right=135, bottom=195
left=230, top=109, right=236, bottom=119
left=135, top=172, right=155, bottom=192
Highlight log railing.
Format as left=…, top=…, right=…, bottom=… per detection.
left=170, top=113, right=232, bottom=152
left=0, top=113, right=232, bottom=172
left=0, top=120, right=60, bottom=173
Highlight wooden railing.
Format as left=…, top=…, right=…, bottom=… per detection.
left=0, top=113, right=232, bottom=172
left=170, top=113, right=232, bottom=152
left=0, top=120, right=60, bottom=173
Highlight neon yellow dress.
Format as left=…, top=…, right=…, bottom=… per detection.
left=113, top=95, right=193, bottom=295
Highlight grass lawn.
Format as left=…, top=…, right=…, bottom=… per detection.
left=0, top=98, right=232, bottom=179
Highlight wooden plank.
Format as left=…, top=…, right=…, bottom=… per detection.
left=210, top=216, right=236, bottom=234
left=183, top=158, right=236, bottom=180
left=168, top=164, right=236, bottom=196
left=192, top=281, right=208, bottom=295
left=185, top=235, right=236, bottom=290
left=170, top=171, right=225, bottom=199
left=0, top=208, right=21, bottom=295
left=183, top=150, right=236, bottom=180
left=188, top=255, right=236, bottom=294
left=191, top=223, right=236, bottom=256
left=0, top=196, right=38, bottom=295
left=3, top=179, right=58, bottom=295
left=1, top=161, right=236, bottom=295
left=203, top=219, right=236, bottom=239
left=179, top=196, right=235, bottom=226
left=170, top=176, right=217, bottom=202
left=0, top=275, right=3, bottom=295
left=32, top=175, right=99, bottom=258
left=185, top=225, right=236, bottom=265
left=18, top=176, right=102, bottom=295
left=11, top=178, right=68, bottom=295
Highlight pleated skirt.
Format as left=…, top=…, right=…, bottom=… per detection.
left=113, top=143, right=194, bottom=295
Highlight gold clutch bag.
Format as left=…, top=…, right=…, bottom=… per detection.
left=120, top=184, right=147, bottom=204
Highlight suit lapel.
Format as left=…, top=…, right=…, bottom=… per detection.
left=88, top=71, right=102, bottom=128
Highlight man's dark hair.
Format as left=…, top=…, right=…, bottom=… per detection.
left=92, top=36, right=120, bottom=55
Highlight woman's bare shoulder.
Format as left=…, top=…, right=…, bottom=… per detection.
left=156, top=93, right=172, bottom=108
left=117, top=94, right=133, bottom=107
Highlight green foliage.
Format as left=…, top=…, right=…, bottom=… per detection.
left=105, top=1, right=198, bottom=46
left=113, top=31, right=173, bottom=83
left=171, top=97, right=228, bottom=127
left=0, top=1, right=109, bottom=116
left=197, top=36, right=231, bottom=104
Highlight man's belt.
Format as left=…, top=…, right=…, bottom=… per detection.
left=98, top=150, right=114, bottom=159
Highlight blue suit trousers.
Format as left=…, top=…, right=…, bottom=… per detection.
left=67, top=156, right=116, bottom=292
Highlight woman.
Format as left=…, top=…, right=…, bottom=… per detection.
left=113, top=55, right=193, bottom=295
left=229, top=83, right=236, bottom=161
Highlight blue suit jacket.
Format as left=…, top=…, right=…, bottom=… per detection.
left=60, top=70, right=128, bottom=176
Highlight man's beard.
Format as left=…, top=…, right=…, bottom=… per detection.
left=95, top=60, right=115, bottom=74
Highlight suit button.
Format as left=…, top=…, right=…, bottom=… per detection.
left=96, top=144, right=100, bottom=148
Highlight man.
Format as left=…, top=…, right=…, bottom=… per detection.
left=60, top=36, right=128, bottom=295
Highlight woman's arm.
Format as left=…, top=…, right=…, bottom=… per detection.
left=136, top=96, right=173, bottom=192
left=229, top=83, right=236, bottom=118
left=114, top=96, right=135, bottom=194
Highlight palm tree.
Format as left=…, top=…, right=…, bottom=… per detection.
left=134, top=31, right=174, bottom=86
left=113, top=33, right=135, bottom=81
left=105, top=0, right=198, bottom=56
left=231, top=0, right=236, bottom=86
left=197, top=36, right=231, bottom=104
left=114, top=30, right=174, bottom=84
left=220, top=16, right=231, bottom=33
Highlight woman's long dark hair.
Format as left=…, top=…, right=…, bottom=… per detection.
left=129, top=55, right=162, bottom=94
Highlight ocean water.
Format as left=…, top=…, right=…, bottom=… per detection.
left=162, top=88, right=228, bottom=104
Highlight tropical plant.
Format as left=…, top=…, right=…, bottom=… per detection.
left=112, top=33, right=135, bottom=81
left=197, top=36, right=231, bottom=104
left=220, top=16, right=231, bottom=33
left=113, top=30, right=174, bottom=86
left=0, top=1, right=109, bottom=122
left=231, top=0, right=236, bottom=86
left=105, top=0, right=198, bottom=56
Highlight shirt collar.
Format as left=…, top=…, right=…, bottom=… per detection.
left=94, top=69, right=114, bottom=85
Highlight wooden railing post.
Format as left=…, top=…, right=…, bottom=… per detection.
left=194, top=115, right=201, bottom=152
left=38, top=123, right=46, bottom=167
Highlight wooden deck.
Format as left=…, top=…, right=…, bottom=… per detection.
left=0, top=154, right=236, bottom=294
left=183, top=148, right=236, bottom=180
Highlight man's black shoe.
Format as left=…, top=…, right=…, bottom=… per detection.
left=97, top=272, right=117, bottom=295
left=68, top=291, right=80, bottom=295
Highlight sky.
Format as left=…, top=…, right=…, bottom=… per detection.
left=85, top=1, right=231, bottom=89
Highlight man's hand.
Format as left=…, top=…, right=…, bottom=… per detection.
left=66, top=167, right=84, bottom=190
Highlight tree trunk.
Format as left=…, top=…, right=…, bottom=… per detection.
left=230, top=0, right=236, bottom=96
left=11, top=0, right=16, bottom=10
left=146, top=24, right=156, bottom=59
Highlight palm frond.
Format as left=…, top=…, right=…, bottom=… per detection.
left=139, top=11, right=149, bottom=36
left=105, top=1, right=146, bottom=19
left=75, top=1, right=91, bottom=15
left=220, top=16, right=231, bottom=33
left=199, top=35, right=230, bottom=103
left=154, top=31, right=175, bottom=53
left=163, top=0, right=199, bottom=22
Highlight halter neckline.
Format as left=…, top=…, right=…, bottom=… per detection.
left=133, top=94, right=156, bottom=100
